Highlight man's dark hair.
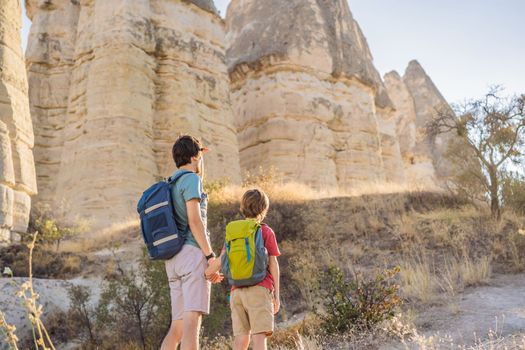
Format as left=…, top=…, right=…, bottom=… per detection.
left=172, top=135, right=202, bottom=168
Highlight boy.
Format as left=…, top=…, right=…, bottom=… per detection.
left=206, top=189, right=281, bottom=350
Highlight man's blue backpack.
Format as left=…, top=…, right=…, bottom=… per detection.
left=137, top=171, right=190, bottom=260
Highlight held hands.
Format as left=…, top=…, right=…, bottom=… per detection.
left=207, top=272, right=223, bottom=284
left=205, top=257, right=223, bottom=284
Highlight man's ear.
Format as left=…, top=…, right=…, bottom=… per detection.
left=191, top=155, right=200, bottom=164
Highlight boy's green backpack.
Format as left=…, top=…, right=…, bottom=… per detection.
left=221, top=219, right=269, bottom=287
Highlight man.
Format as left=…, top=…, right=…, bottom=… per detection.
left=161, top=135, right=221, bottom=350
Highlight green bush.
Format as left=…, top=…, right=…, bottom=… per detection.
left=319, top=266, right=402, bottom=334
left=94, top=257, right=170, bottom=350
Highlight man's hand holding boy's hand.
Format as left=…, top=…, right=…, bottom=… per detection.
left=207, top=271, right=223, bottom=283
left=205, top=257, right=223, bottom=283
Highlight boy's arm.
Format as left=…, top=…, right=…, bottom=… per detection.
left=186, top=199, right=213, bottom=256
left=269, top=256, right=280, bottom=314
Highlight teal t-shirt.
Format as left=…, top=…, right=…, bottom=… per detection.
left=170, top=170, right=209, bottom=248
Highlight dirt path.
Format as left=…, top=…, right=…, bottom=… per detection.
left=387, top=273, right=525, bottom=349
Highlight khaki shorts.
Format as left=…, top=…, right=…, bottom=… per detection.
left=165, top=244, right=211, bottom=320
left=230, top=285, right=274, bottom=336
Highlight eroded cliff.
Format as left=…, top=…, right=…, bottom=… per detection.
left=0, top=0, right=37, bottom=243
left=26, top=0, right=240, bottom=229
left=226, top=0, right=405, bottom=189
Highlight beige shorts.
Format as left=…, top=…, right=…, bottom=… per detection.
left=230, top=285, right=274, bottom=336
left=165, top=244, right=211, bottom=320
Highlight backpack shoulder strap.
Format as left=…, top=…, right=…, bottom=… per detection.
left=167, top=170, right=193, bottom=185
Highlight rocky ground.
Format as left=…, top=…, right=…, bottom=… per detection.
left=2, top=273, right=525, bottom=349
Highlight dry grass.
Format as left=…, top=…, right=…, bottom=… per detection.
left=438, top=254, right=491, bottom=297
left=403, top=327, right=525, bottom=350
left=201, top=335, right=233, bottom=350
left=238, top=166, right=435, bottom=198
left=467, top=332, right=525, bottom=350
left=0, top=310, right=19, bottom=349
left=201, top=330, right=324, bottom=350
left=501, top=212, right=525, bottom=272
left=271, top=335, right=323, bottom=350
left=416, top=207, right=481, bottom=223
left=201, top=312, right=418, bottom=350
left=400, top=253, right=492, bottom=304
left=0, top=243, right=87, bottom=278
left=59, top=217, right=141, bottom=253
left=294, top=335, right=324, bottom=350
left=267, top=314, right=404, bottom=350
left=205, top=179, right=522, bottom=318
left=210, top=176, right=439, bottom=205
left=400, top=254, right=438, bottom=304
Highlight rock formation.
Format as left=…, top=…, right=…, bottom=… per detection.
left=403, top=60, right=455, bottom=179
left=384, top=60, right=454, bottom=186
left=226, top=0, right=406, bottom=190
left=25, top=0, right=240, bottom=229
left=21, top=0, right=457, bottom=232
left=0, top=0, right=37, bottom=243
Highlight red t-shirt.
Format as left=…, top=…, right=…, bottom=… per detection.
left=230, top=224, right=281, bottom=292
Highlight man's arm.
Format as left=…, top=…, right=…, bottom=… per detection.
left=269, top=256, right=280, bottom=314
left=186, top=198, right=213, bottom=256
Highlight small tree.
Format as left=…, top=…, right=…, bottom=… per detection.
left=94, top=253, right=171, bottom=350
left=28, top=207, right=83, bottom=251
left=68, top=285, right=97, bottom=345
left=502, top=172, right=525, bottom=214
left=429, top=87, right=525, bottom=220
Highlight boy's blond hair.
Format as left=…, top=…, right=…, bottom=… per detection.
left=240, top=189, right=269, bottom=222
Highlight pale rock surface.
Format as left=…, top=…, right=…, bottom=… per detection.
left=0, top=0, right=37, bottom=243
left=0, top=277, right=103, bottom=350
left=403, top=60, right=454, bottom=180
left=383, top=71, right=417, bottom=162
left=25, top=0, right=80, bottom=216
left=0, top=278, right=71, bottom=349
left=226, top=0, right=405, bottom=189
left=384, top=61, right=455, bottom=186
left=25, top=0, right=240, bottom=229
left=376, top=106, right=406, bottom=184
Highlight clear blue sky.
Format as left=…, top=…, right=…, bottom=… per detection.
left=21, top=0, right=524, bottom=103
